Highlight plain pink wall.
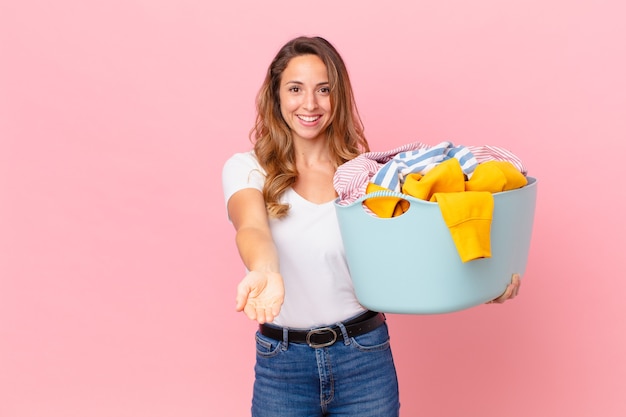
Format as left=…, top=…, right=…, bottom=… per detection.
left=2, top=1, right=625, bottom=416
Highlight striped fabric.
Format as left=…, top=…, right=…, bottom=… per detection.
left=469, top=145, right=527, bottom=175
left=334, top=141, right=527, bottom=206
left=371, top=141, right=478, bottom=191
left=334, top=142, right=428, bottom=206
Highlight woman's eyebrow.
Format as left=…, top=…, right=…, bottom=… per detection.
left=284, top=80, right=330, bottom=86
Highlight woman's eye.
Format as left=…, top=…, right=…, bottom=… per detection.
left=319, top=87, right=330, bottom=94
left=289, top=86, right=300, bottom=93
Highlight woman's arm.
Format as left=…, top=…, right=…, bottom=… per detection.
left=227, top=188, right=284, bottom=324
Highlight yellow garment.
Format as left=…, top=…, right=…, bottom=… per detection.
left=466, top=161, right=527, bottom=192
left=432, top=191, right=494, bottom=262
left=363, top=158, right=527, bottom=262
left=401, top=158, right=465, bottom=201
left=364, top=182, right=410, bottom=218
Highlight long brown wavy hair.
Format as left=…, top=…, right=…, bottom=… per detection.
left=251, top=36, right=370, bottom=218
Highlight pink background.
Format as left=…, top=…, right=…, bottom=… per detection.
left=2, top=1, right=625, bottom=416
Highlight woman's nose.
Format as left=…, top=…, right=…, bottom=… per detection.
left=303, top=91, right=318, bottom=110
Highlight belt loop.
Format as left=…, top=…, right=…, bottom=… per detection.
left=336, top=322, right=351, bottom=346
left=281, top=326, right=289, bottom=350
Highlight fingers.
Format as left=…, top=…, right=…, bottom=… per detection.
left=255, top=304, right=277, bottom=324
left=235, top=271, right=284, bottom=324
left=271, top=300, right=282, bottom=317
left=242, top=301, right=278, bottom=324
left=235, top=283, right=281, bottom=324
left=511, top=273, right=521, bottom=297
left=235, top=280, right=250, bottom=313
left=492, top=284, right=514, bottom=304
left=505, top=273, right=521, bottom=300
left=236, top=281, right=263, bottom=321
left=487, top=273, right=522, bottom=304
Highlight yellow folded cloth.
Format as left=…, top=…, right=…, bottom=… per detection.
left=401, top=158, right=466, bottom=201
left=432, top=191, right=494, bottom=262
left=466, top=161, right=527, bottom=192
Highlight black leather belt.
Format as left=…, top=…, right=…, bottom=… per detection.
left=259, top=310, right=385, bottom=348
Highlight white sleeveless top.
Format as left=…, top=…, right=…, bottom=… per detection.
left=222, top=151, right=366, bottom=328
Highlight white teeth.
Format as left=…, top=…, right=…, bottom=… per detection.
left=298, top=115, right=320, bottom=122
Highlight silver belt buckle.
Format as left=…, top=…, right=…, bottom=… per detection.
left=306, top=327, right=338, bottom=348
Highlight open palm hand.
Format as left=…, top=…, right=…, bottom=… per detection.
left=236, top=270, right=285, bottom=324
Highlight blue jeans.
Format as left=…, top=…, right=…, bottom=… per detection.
left=251, top=320, right=400, bottom=417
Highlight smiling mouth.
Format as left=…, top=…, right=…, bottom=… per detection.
left=297, top=115, right=321, bottom=122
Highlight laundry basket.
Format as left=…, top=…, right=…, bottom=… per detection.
left=334, top=178, right=537, bottom=314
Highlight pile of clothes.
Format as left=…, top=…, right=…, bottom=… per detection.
left=334, top=141, right=528, bottom=263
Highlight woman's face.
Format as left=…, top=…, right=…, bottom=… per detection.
left=279, top=54, right=331, bottom=144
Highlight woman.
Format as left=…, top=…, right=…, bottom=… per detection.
left=222, top=36, right=520, bottom=417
